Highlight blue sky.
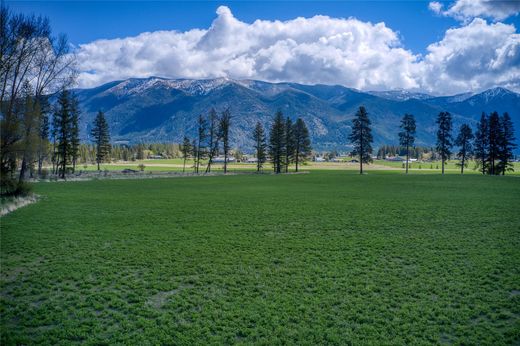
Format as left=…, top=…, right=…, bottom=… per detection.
left=6, top=1, right=520, bottom=94
left=8, top=1, right=463, bottom=54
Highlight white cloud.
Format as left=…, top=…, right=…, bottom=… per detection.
left=428, top=1, right=444, bottom=15
left=76, top=6, right=421, bottom=91
left=76, top=6, right=520, bottom=94
left=420, top=18, right=520, bottom=94
left=428, top=0, right=520, bottom=21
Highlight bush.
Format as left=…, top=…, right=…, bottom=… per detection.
left=138, top=164, right=145, bottom=172
left=14, top=181, right=32, bottom=197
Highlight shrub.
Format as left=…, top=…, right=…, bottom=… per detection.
left=14, top=181, right=32, bottom=197
left=138, top=164, right=145, bottom=172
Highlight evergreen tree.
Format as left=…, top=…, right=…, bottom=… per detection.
left=284, top=117, right=295, bottom=173
left=37, top=97, right=50, bottom=176
left=181, top=136, right=192, bottom=173
left=488, top=111, right=501, bottom=175
left=497, top=112, right=517, bottom=175
left=269, top=111, right=286, bottom=174
left=70, top=94, right=81, bottom=173
left=90, top=110, right=111, bottom=171
left=253, top=122, right=267, bottom=172
left=348, top=106, right=373, bottom=174
left=398, top=113, right=416, bottom=174
left=474, top=113, right=489, bottom=175
left=55, top=89, right=74, bottom=178
left=293, top=118, right=312, bottom=172
left=435, top=111, right=453, bottom=175
left=205, top=108, right=219, bottom=173
left=191, top=138, right=197, bottom=172
left=195, top=114, right=207, bottom=174
left=219, top=109, right=231, bottom=174
left=455, top=123, right=473, bottom=174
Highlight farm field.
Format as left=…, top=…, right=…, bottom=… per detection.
left=76, top=160, right=520, bottom=175
left=1, top=171, right=520, bottom=344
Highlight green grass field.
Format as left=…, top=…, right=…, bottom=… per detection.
left=1, top=171, right=520, bottom=344
left=76, top=159, right=520, bottom=175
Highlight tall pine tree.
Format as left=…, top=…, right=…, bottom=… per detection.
left=455, top=123, right=473, bottom=174
left=398, top=113, right=416, bottom=174
left=195, top=114, right=207, bottom=174
left=497, top=112, right=517, bottom=175
left=284, top=117, right=295, bottom=173
left=70, top=94, right=81, bottom=173
left=293, top=118, right=312, bottom=172
left=90, top=110, right=111, bottom=171
left=474, top=113, right=489, bottom=175
left=435, top=111, right=453, bottom=175
left=269, top=111, right=286, bottom=174
left=181, top=136, right=192, bottom=173
left=55, top=89, right=74, bottom=178
left=205, top=108, right=219, bottom=173
left=219, top=109, right=231, bottom=174
left=348, top=106, right=373, bottom=174
left=488, top=111, right=501, bottom=175
left=253, top=122, right=267, bottom=172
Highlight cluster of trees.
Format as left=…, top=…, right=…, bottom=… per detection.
left=1, top=5, right=76, bottom=194
left=178, top=109, right=312, bottom=174
left=264, top=111, right=312, bottom=173
left=349, top=106, right=516, bottom=175
left=473, top=112, right=517, bottom=175
left=75, top=142, right=182, bottom=164
left=179, top=108, right=232, bottom=173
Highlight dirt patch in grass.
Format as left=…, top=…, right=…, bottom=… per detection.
left=147, top=284, right=194, bottom=309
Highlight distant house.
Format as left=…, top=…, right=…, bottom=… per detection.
left=314, top=157, right=326, bottom=162
left=331, top=157, right=343, bottom=162
left=246, top=157, right=258, bottom=163
left=148, top=155, right=164, bottom=159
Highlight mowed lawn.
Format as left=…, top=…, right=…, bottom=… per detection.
left=1, top=172, right=519, bottom=345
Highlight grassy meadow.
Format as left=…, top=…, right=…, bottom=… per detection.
left=76, top=159, right=520, bottom=175
left=1, top=171, right=520, bottom=344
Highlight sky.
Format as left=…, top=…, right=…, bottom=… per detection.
left=7, top=0, right=520, bottom=95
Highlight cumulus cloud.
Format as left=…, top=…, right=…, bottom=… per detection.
left=420, top=18, right=520, bottom=94
left=428, top=0, right=520, bottom=21
left=76, top=6, right=421, bottom=91
left=76, top=6, right=520, bottom=94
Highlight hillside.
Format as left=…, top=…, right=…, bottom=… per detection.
left=73, top=78, right=520, bottom=150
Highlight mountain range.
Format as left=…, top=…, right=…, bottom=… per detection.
left=73, top=77, right=520, bottom=151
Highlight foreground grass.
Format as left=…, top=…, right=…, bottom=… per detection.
left=1, top=172, right=519, bottom=344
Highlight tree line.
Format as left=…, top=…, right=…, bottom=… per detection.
left=348, top=106, right=516, bottom=175
left=179, top=109, right=312, bottom=174
left=1, top=5, right=75, bottom=195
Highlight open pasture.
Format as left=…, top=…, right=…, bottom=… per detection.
left=1, top=171, right=519, bottom=344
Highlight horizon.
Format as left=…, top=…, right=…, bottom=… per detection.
left=7, top=1, right=520, bottom=95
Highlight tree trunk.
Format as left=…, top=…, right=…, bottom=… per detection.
left=441, top=157, right=445, bottom=175
left=405, top=145, right=409, bottom=174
